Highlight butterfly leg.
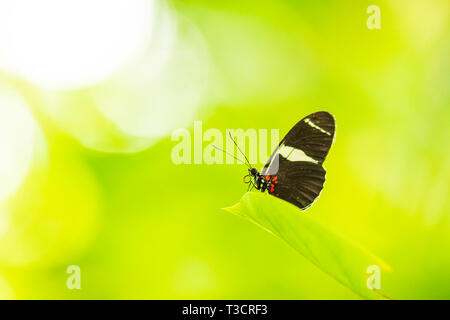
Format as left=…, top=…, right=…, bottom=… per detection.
left=250, top=179, right=258, bottom=191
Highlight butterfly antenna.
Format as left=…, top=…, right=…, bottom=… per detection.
left=228, top=132, right=252, bottom=168
left=212, top=145, right=250, bottom=167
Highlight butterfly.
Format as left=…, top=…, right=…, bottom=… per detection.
left=235, top=111, right=335, bottom=210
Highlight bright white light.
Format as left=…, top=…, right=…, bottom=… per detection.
left=0, top=0, right=155, bottom=90
left=37, top=3, right=183, bottom=153
left=40, top=8, right=209, bottom=153
left=93, top=14, right=209, bottom=140
left=0, top=84, right=43, bottom=203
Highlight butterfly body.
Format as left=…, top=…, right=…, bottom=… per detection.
left=247, top=169, right=280, bottom=196
left=244, top=111, right=335, bottom=210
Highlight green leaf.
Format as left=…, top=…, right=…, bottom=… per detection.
left=224, top=192, right=392, bottom=299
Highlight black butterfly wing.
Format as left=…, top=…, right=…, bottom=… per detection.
left=281, top=111, right=335, bottom=164
left=262, top=111, right=335, bottom=210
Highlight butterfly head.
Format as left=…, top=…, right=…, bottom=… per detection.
left=243, top=167, right=258, bottom=184
left=249, top=167, right=258, bottom=177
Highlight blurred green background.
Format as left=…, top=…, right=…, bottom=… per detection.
left=0, top=0, right=449, bottom=299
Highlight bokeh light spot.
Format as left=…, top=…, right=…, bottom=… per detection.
left=0, top=0, right=155, bottom=90
left=93, top=13, right=209, bottom=140
left=0, top=83, right=44, bottom=203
